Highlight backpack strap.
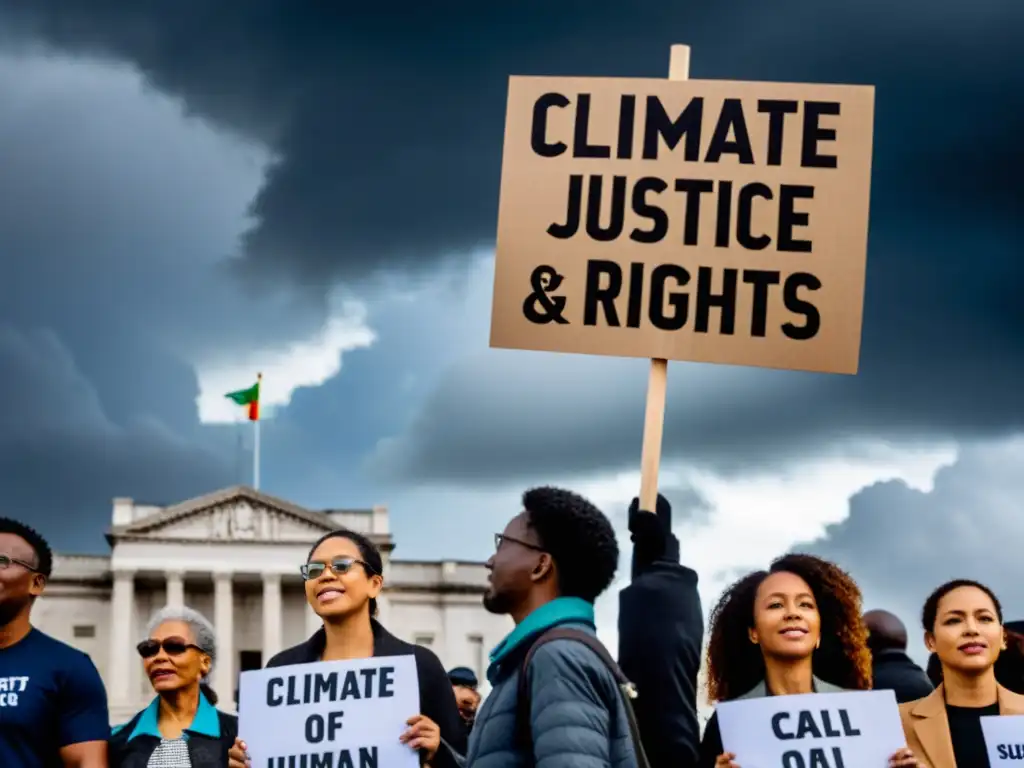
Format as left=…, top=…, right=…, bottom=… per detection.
left=514, top=627, right=649, bottom=768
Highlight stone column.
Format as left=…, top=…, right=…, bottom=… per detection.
left=305, top=603, right=322, bottom=636
left=261, top=573, right=283, bottom=661
left=108, top=570, right=135, bottom=706
left=442, top=601, right=461, bottom=671
left=213, top=572, right=235, bottom=709
left=376, top=591, right=391, bottom=623
left=165, top=571, right=185, bottom=608
left=376, top=550, right=392, bottom=623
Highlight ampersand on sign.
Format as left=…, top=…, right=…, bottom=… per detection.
left=522, top=265, right=569, bottom=325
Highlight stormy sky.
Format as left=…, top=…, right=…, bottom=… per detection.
left=1, top=0, right=1021, bottom=652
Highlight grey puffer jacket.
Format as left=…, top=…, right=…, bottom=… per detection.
left=464, top=621, right=638, bottom=768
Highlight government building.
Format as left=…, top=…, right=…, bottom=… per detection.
left=34, top=486, right=511, bottom=722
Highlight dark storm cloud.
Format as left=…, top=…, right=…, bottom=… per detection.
left=0, top=52, right=323, bottom=362
left=599, top=479, right=713, bottom=531
left=371, top=223, right=1023, bottom=484
left=0, top=2, right=698, bottom=285
left=2, top=0, right=1017, bottom=286
left=0, top=51, right=337, bottom=549
left=0, top=0, right=1020, bottom=519
left=802, top=438, right=1024, bottom=651
left=350, top=0, right=1024, bottom=484
left=0, top=325, right=233, bottom=551
left=664, top=484, right=713, bottom=527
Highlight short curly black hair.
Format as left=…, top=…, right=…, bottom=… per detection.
left=0, top=518, right=53, bottom=578
left=921, top=578, right=1002, bottom=633
left=523, top=486, right=618, bottom=604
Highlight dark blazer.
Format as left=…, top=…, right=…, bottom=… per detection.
left=266, top=618, right=466, bottom=768
left=871, top=648, right=934, bottom=703
left=109, top=691, right=237, bottom=768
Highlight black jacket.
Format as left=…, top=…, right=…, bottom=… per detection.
left=617, top=497, right=704, bottom=768
left=266, top=618, right=466, bottom=768
left=109, top=707, right=237, bottom=768
left=871, top=648, right=934, bottom=703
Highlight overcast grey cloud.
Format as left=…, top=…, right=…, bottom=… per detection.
left=0, top=325, right=231, bottom=520
left=0, top=1, right=1018, bottom=286
left=351, top=0, right=1024, bottom=485
left=370, top=229, right=1024, bottom=485
left=0, top=0, right=1019, bottom=559
left=802, top=437, right=1024, bottom=657
left=0, top=51, right=327, bottom=545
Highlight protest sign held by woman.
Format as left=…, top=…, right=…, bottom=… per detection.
left=900, top=580, right=1024, bottom=768
left=699, top=553, right=918, bottom=768
left=227, top=529, right=465, bottom=768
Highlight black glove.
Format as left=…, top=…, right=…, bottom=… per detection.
left=628, top=493, right=680, bottom=577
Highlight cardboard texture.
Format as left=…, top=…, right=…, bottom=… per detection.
left=490, top=76, right=875, bottom=375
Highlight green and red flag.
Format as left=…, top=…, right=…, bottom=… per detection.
left=225, top=374, right=261, bottom=421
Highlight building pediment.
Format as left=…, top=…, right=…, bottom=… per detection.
left=110, top=486, right=342, bottom=543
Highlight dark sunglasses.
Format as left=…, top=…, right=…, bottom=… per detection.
left=137, top=637, right=204, bottom=659
left=494, top=533, right=544, bottom=552
left=300, top=557, right=375, bottom=581
left=0, top=554, right=40, bottom=572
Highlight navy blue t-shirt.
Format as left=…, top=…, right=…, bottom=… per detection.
left=0, top=628, right=110, bottom=768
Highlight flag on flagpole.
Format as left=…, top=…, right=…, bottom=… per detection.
left=226, top=374, right=263, bottom=489
left=225, top=376, right=261, bottom=421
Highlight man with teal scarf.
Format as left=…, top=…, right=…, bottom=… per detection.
left=463, top=486, right=638, bottom=768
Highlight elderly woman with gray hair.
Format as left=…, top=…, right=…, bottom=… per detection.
left=109, top=605, right=239, bottom=768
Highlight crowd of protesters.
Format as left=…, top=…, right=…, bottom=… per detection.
left=0, top=488, right=1020, bottom=768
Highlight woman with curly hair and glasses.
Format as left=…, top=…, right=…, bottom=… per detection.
left=699, top=553, right=919, bottom=768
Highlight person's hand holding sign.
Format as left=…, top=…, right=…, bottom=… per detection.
left=230, top=710, right=446, bottom=768
left=714, top=747, right=917, bottom=767
left=227, top=737, right=249, bottom=768
left=400, top=714, right=441, bottom=760
left=887, top=746, right=919, bottom=766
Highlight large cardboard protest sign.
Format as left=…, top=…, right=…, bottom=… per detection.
left=716, top=690, right=904, bottom=767
left=489, top=44, right=875, bottom=510
left=491, top=75, right=874, bottom=376
left=982, top=714, right=1024, bottom=764
left=238, top=655, right=420, bottom=768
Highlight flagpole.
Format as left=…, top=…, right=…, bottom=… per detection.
left=253, top=372, right=262, bottom=490
left=254, top=419, right=260, bottom=490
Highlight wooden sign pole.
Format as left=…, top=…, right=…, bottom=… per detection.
left=638, top=44, right=690, bottom=513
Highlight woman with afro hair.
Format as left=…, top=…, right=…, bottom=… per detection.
left=699, top=553, right=919, bottom=768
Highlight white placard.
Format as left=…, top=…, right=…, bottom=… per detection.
left=981, top=714, right=1024, bottom=764
left=716, top=690, right=905, bottom=767
left=239, top=655, right=420, bottom=768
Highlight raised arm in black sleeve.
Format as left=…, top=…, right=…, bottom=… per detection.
left=618, top=494, right=704, bottom=768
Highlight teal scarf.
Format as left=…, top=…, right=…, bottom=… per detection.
left=486, top=597, right=595, bottom=684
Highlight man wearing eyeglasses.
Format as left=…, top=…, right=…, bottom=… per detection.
left=0, top=518, right=109, bottom=768
left=464, top=486, right=640, bottom=768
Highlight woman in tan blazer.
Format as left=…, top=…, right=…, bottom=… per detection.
left=900, top=579, right=1024, bottom=768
